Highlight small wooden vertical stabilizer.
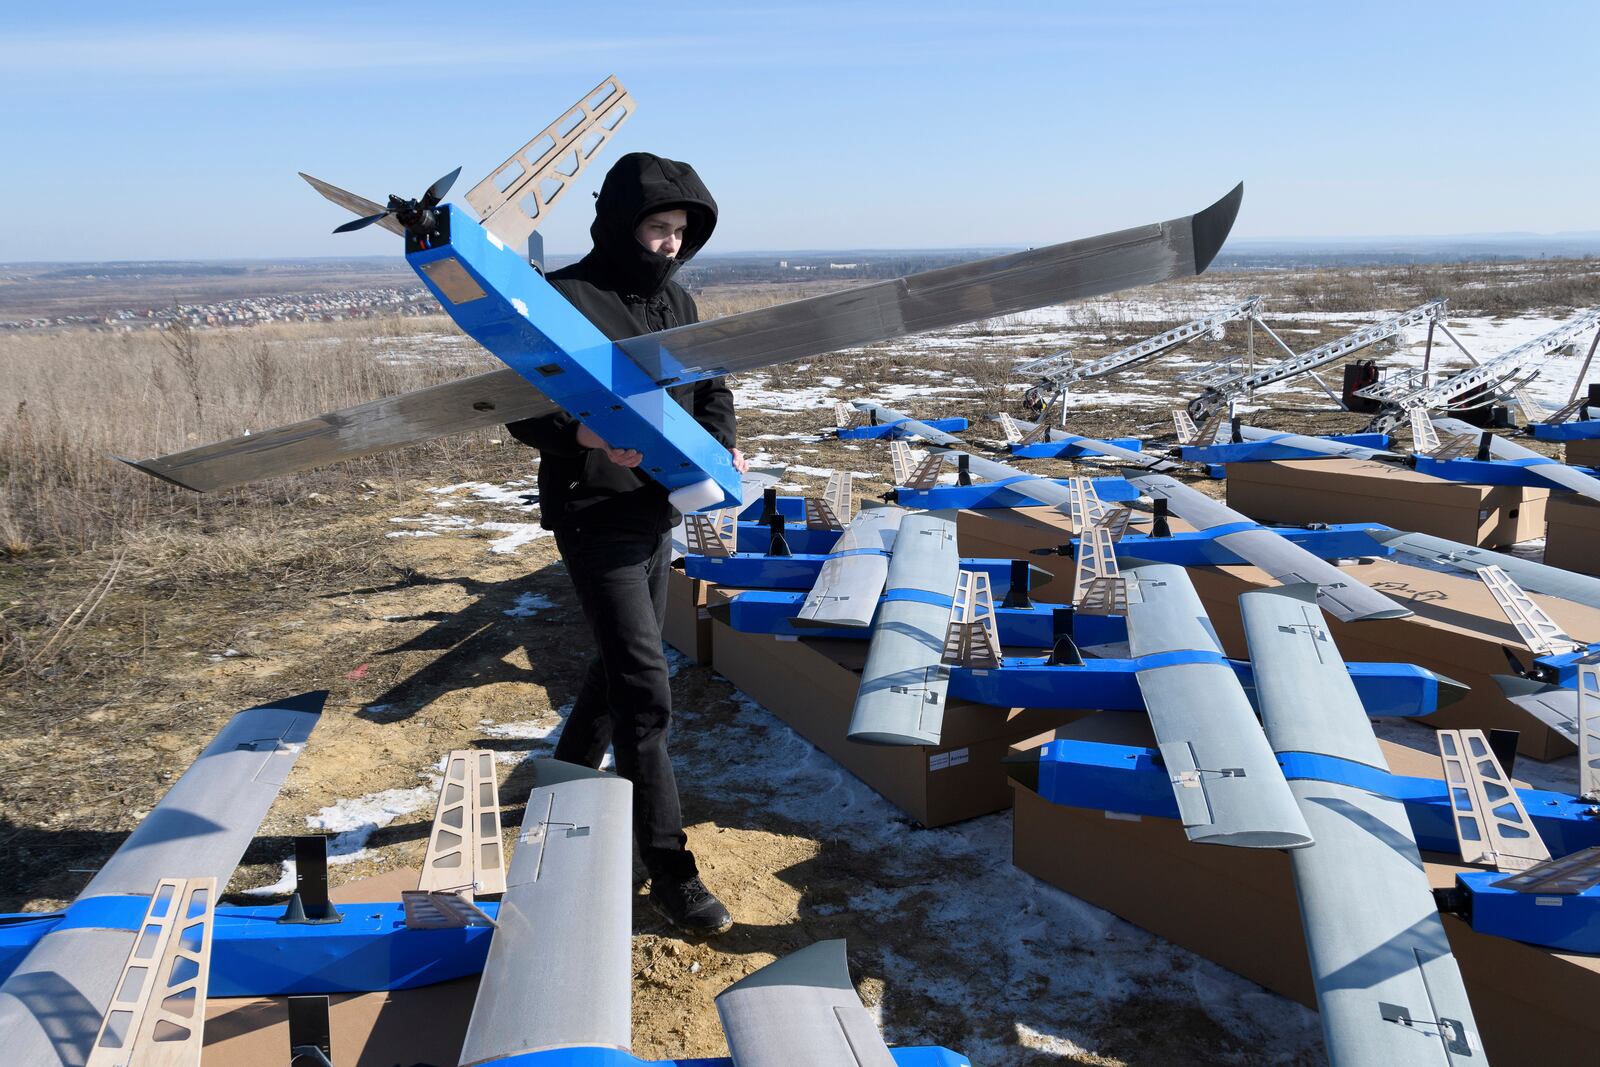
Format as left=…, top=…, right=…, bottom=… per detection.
left=1171, top=408, right=1199, bottom=445
left=419, top=749, right=506, bottom=899
left=1073, top=525, right=1127, bottom=615
left=1437, top=728, right=1550, bottom=872
left=464, top=76, right=634, bottom=247
left=87, top=877, right=216, bottom=1067
left=1408, top=405, right=1440, bottom=454
left=1066, top=476, right=1106, bottom=534
left=941, top=570, right=1002, bottom=669
left=1477, top=565, right=1584, bottom=657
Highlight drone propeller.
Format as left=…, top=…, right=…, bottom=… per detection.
left=330, top=166, right=461, bottom=235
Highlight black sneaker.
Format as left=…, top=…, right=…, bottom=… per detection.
left=649, top=875, right=732, bottom=935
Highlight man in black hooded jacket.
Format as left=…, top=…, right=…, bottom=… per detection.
left=506, top=152, right=739, bottom=934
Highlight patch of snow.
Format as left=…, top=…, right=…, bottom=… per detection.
left=678, top=684, right=1323, bottom=1062
left=503, top=592, right=556, bottom=617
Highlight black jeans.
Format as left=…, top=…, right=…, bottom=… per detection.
left=551, top=526, right=696, bottom=880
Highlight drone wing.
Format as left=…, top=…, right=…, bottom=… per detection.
left=129, top=185, right=1243, bottom=492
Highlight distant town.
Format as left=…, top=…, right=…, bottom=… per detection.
left=4, top=237, right=1597, bottom=332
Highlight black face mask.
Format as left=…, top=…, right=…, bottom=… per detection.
left=587, top=153, right=718, bottom=299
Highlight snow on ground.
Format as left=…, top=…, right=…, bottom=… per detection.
left=388, top=481, right=552, bottom=554
left=671, top=688, right=1323, bottom=1063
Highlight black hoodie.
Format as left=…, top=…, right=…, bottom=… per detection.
left=506, top=153, right=736, bottom=534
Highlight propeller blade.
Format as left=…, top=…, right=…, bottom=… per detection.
left=333, top=211, right=391, bottom=234
left=423, top=166, right=462, bottom=207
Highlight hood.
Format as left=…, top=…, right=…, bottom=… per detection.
left=589, top=152, right=718, bottom=298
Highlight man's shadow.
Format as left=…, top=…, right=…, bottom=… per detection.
left=341, top=564, right=588, bottom=724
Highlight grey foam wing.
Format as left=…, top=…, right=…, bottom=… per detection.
left=1124, top=564, right=1312, bottom=849
left=1433, top=417, right=1600, bottom=505
left=1128, top=472, right=1410, bottom=623
left=0, top=692, right=325, bottom=1067
left=717, top=940, right=896, bottom=1067
left=626, top=184, right=1241, bottom=385
left=796, top=507, right=906, bottom=628
left=1238, top=425, right=1400, bottom=461
left=955, top=451, right=1072, bottom=511
left=84, top=691, right=325, bottom=896
left=1242, top=587, right=1482, bottom=1066
left=1493, top=674, right=1583, bottom=741
left=846, top=512, right=959, bottom=746
left=457, top=762, right=633, bottom=1061
left=129, top=185, right=1242, bottom=493
left=1370, top=529, right=1600, bottom=611
left=125, top=367, right=555, bottom=492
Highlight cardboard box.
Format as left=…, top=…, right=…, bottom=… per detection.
left=204, top=870, right=478, bottom=1066
left=1563, top=436, right=1600, bottom=469
left=708, top=586, right=1089, bottom=826
left=1009, top=716, right=1600, bottom=1067
left=1225, top=458, right=1549, bottom=547
left=1544, top=494, right=1600, bottom=578
left=1184, top=555, right=1600, bottom=761
left=664, top=564, right=714, bottom=665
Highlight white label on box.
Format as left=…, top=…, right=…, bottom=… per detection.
left=928, top=747, right=969, bottom=771
left=696, top=608, right=711, bottom=620
left=1535, top=896, right=1563, bottom=907
left=775, top=635, right=797, bottom=642
left=1105, top=811, right=1142, bottom=822
left=1479, top=508, right=1491, bottom=522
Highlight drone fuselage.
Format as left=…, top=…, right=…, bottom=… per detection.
left=405, top=204, right=742, bottom=512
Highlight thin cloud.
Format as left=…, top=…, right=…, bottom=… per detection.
left=0, top=29, right=720, bottom=80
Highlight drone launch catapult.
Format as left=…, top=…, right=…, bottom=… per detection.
left=122, top=76, right=1243, bottom=511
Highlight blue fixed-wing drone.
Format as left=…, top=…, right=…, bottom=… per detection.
left=125, top=76, right=1243, bottom=517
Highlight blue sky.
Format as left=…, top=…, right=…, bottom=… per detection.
left=5, top=1, right=1598, bottom=260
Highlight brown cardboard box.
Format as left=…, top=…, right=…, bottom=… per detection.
left=1544, top=494, right=1600, bottom=578
left=1563, top=436, right=1600, bottom=469
left=708, top=585, right=1089, bottom=826
left=204, top=870, right=478, bottom=1066
left=1008, top=717, right=1600, bottom=1067
left=1184, top=555, right=1600, bottom=760
left=664, top=563, right=714, bottom=665
left=1225, top=458, right=1549, bottom=547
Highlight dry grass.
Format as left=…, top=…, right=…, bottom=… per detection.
left=0, top=316, right=508, bottom=554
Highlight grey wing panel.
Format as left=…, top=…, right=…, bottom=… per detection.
left=0, top=692, right=325, bottom=1067
left=127, top=368, right=557, bottom=492
left=1125, top=564, right=1312, bottom=849
left=1525, top=460, right=1600, bottom=506
left=847, top=513, right=959, bottom=746
left=716, top=940, right=896, bottom=1067
left=0, top=927, right=146, bottom=1067
left=1129, top=473, right=1409, bottom=623
left=1243, top=588, right=1481, bottom=1066
left=1290, top=780, right=1482, bottom=1066
left=83, top=691, right=325, bottom=896
left=851, top=401, right=965, bottom=447
left=1217, top=528, right=1410, bottom=623
left=1370, top=530, right=1600, bottom=611
left=622, top=185, right=1240, bottom=384
left=1493, top=674, right=1581, bottom=740
left=1432, top=419, right=1600, bottom=504
left=1240, top=586, right=1385, bottom=765
left=1239, top=426, right=1396, bottom=461
left=458, top=762, right=632, bottom=1061
left=796, top=507, right=905, bottom=628
left=944, top=449, right=1081, bottom=515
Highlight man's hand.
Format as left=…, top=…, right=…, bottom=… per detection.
left=731, top=448, right=749, bottom=474
left=576, top=424, right=643, bottom=468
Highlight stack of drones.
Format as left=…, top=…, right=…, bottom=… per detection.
left=11, top=75, right=1600, bottom=1066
